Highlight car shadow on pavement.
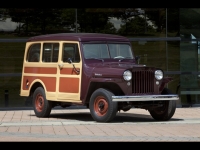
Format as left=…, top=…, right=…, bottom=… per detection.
left=38, top=112, right=183, bottom=123
left=113, top=113, right=182, bottom=123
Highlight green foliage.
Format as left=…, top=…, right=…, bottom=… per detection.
left=180, top=8, right=200, bottom=29
left=118, top=16, right=156, bottom=35
left=0, top=8, right=8, bottom=21
left=100, top=22, right=117, bottom=34
left=1, top=8, right=179, bottom=37
left=77, top=8, right=110, bottom=33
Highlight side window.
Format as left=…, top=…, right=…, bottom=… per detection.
left=63, top=43, right=80, bottom=63
left=27, top=43, right=41, bottom=62
left=42, top=43, right=59, bottom=62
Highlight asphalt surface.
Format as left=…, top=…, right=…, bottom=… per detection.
left=0, top=106, right=200, bottom=142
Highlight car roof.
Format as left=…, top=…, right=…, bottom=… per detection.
left=27, top=33, right=130, bottom=42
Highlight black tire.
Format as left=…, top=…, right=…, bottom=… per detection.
left=149, top=88, right=176, bottom=121
left=89, top=88, right=118, bottom=123
left=32, top=87, right=52, bottom=118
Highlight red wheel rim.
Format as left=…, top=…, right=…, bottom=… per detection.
left=35, top=93, right=44, bottom=112
left=94, top=96, right=108, bottom=116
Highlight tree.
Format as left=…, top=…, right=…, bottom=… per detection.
left=29, top=8, right=63, bottom=34
left=60, top=8, right=77, bottom=32
left=180, top=8, right=200, bottom=29
left=100, top=22, right=117, bottom=34
left=7, top=8, right=65, bottom=34
left=109, top=8, right=139, bottom=35
left=77, top=8, right=110, bottom=33
left=118, top=16, right=156, bottom=36
left=0, top=8, right=8, bottom=21
left=7, top=8, right=36, bottom=34
left=141, top=8, right=166, bottom=33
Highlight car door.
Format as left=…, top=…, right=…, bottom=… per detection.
left=57, top=41, right=82, bottom=103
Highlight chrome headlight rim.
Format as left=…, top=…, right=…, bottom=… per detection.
left=123, top=70, right=132, bottom=81
left=155, top=70, right=163, bottom=80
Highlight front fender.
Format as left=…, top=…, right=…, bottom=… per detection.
left=159, top=77, right=173, bottom=92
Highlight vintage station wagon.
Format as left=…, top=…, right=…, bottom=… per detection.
left=20, top=33, right=179, bottom=122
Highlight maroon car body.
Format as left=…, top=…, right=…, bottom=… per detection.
left=22, top=33, right=179, bottom=123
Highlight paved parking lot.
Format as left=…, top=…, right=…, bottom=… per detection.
left=0, top=107, right=200, bottom=141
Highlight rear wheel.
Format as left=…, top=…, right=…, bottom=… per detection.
left=89, top=88, right=118, bottom=122
left=32, top=87, right=52, bottom=118
left=149, top=88, right=176, bottom=121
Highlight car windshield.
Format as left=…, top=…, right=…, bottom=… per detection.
left=82, top=43, right=134, bottom=59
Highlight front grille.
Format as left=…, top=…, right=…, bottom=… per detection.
left=132, top=70, right=154, bottom=94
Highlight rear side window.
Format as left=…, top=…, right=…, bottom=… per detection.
left=42, top=43, right=59, bottom=62
left=27, top=43, right=41, bottom=62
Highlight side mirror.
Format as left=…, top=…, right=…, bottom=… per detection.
left=67, top=57, right=80, bottom=74
left=67, top=58, right=73, bottom=64
left=135, top=56, right=140, bottom=64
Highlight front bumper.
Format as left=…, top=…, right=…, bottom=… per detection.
left=112, top=95, right=179, bottom=102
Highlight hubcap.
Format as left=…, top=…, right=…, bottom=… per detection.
left=35, top=93, right=44, bottom=112
left=94, top=96, right=108, bottom=116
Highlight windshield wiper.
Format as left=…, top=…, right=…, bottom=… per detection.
left=87, top=57, right=104, bottom=62
left=119, top=57, right=133, bottom=62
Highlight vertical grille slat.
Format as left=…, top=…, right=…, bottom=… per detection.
left=132, top=70, right=154, bottom=94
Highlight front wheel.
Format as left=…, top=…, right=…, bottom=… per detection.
left=149, top=88, right=176, bottom=121
left=32, top=87, right=52, bottom=118
left=89, top=88, right=118, bottom=123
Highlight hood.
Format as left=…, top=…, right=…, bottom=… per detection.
left=86, top=62, right=147, bottom=78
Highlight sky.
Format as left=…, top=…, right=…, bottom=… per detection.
left=0, top=17, right=122, bottom=32
left=109, top=17, right=122, bottom=30
left=0, top=18, right=18, bottom=31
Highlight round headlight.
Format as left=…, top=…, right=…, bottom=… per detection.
left=123, top=70, right=132, bottom=81
left=155, top=70, right=163, bottom=80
